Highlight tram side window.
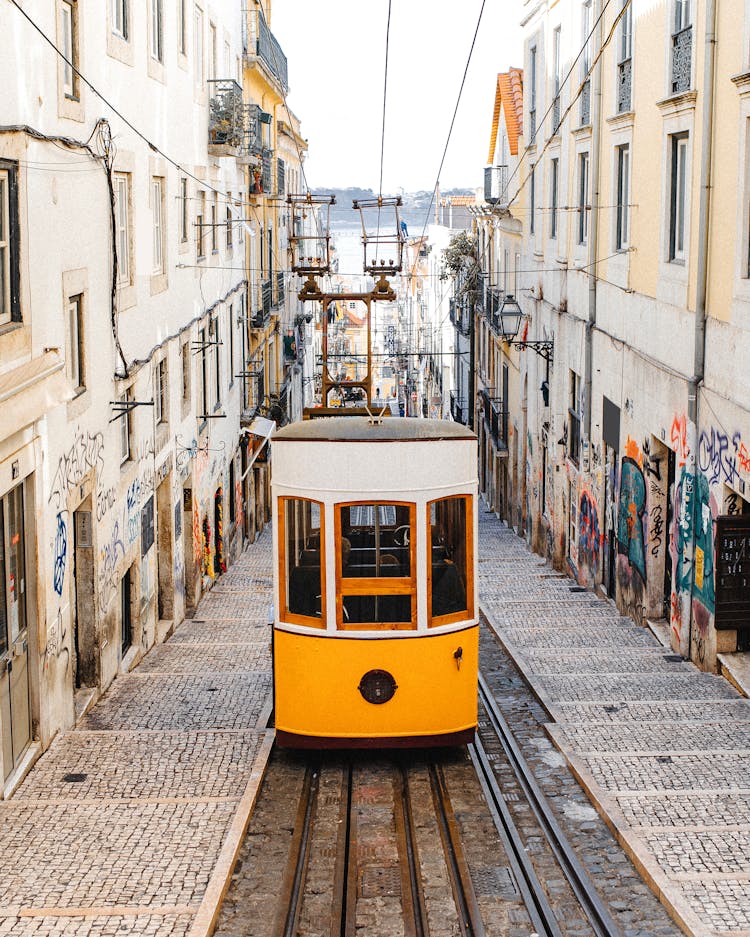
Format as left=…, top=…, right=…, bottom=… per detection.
left=429, top=496, right=472, bottom=623
left=281, top=497, right=324, bottom=623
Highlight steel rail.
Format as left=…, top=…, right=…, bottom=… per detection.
left=428, top=763, right=487, bottom=937
left=395, top=765, right=430, bottom=937
left=477, top=674, right=625, bottom=937
left=274, top=762, right=320, bottom=937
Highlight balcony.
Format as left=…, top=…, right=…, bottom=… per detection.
left=207, top=79, right=244, bottom=156
left=449, top=298, right=472, bottom=337
left=275, top=270, right=285, bottom=307
left=242, top=4, right=288, bottom=93
left=617, top=58, right=632, bottom=112
left=479, top=389, right=508, bottom=451
left=671, top=25, right=692, bottom=94
left=449, top=391, right=467, bottom=425
left=484, top=165, right=509, bottom=206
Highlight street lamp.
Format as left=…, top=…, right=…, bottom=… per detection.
left=497, top=294, right=553, bottom=364
left=497, top=294, right=523, bottom=342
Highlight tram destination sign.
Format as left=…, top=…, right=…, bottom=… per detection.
left=715, top=515, right=750, bottom=630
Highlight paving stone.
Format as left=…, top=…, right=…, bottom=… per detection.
left=581, top=752, right=750, bottom=793
left=615, top=791, right=750, bottom=828
left=0, top=915, right=193, bottom=936
left=137, top=642, right=271, bottom=674
left=558, top=721, right=750, bottom=753
left=14, top=731, right=265, bottom=801
left=80, top=673, right=271, bottom=731
left=0, top=801, right=234, bottom=911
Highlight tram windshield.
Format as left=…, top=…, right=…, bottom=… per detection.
left=428, top=495, right=472, bottom=624
left=280, top=497, right=324, bottom=625
left=337, top=502, right=415, bottom=628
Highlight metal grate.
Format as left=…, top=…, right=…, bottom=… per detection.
left=359, top=866, right=402, bottom=898
left=471, top=866, right=518, bottom=898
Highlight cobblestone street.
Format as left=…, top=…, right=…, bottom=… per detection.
left=0, top=528, right=274, bottom=937
left=1, top=511, right=749, bottom=936
left=478, top=508, right=750, bottom=937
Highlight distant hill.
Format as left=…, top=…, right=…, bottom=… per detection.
left=312, top=186, right=474, bottom=231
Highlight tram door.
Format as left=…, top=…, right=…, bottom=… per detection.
left=0, top=484, right=31, bottom=781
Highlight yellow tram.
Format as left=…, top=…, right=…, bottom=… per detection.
left=272, top=416, right=478, bottom=748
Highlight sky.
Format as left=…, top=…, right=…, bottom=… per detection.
left=270, top=0, right=524, bottom=195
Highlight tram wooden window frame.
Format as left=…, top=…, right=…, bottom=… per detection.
left=278, top=496, right=326, bottom=629
left=427, top=494, right=474, bottom=628
left=334, top=500, right=417, bottom=631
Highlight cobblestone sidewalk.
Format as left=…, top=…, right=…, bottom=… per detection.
left=478, top=509, right=750, bottom=937
left=0, top=528, right=275, bottom=937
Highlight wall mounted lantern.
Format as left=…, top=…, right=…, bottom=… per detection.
left=498, top=294, right=554, bottom=364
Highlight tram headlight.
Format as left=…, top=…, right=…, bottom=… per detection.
left=358, top=669, right=397, bottom=704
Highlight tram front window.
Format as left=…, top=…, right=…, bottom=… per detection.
left=337, top=502, right=415, bottom=629
left=339, top=503, right=412, bottom=578
left=280, top=497, right=324, bottom=624
left=429, top=495, right=473, bottom=624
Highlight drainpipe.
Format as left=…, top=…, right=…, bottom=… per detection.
left=584, top=0, right=603, bottom=443
left=685, top=0, right=717, bottom=656
left=691, top=0, right=717, bottom=424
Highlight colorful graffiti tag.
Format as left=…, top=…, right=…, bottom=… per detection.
left=578, top=490, right=601, bottom=582
left=617, top=456, right=647, bottom=583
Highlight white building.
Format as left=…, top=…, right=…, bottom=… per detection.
left=0, top=0, right=257, bottom=793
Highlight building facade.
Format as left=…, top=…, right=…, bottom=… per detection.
left=473, top=0, right=750, bottom=672
left=0, top=0, right=305, bottom=794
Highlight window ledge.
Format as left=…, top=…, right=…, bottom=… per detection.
left=731, top=71, right=750, bottom=96
left=656, top=90, right=697, bottom=117
left=606, top=110, right=635, bottom=129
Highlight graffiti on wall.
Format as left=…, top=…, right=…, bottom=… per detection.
left=617, top=454, right=647, bottom=583
left=578, top=489, right=601, bottom=584
left=670, top=415, right=690, bottom=468
left=48, top=428, right=105, bottom=509
left=698, top=426, right=750, bottom=487
left=52, top=511, right=68, bottom=597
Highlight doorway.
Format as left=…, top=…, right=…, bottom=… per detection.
left=156, top=476, right=174, bottom=621
left=73, top=502, right=96, bottom=689
left=0, top=483, right=31, bottom=781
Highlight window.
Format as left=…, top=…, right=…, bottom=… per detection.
left=568, top=371, right=581, bottom=464
left=211, top=193, right=218, bottom=252
left=529, top=44, right=537, bottom=139
left=671, top=0, right=692, bottom=93
left=616, top=144, right=630, bottom=250
left=154, top=358, right=168, bottom=425
left=226, top=194, right=233, bottom=248
left=67, top=293, right=85, bottom=394
left=620, top=0, right=632, bottom=62
left=152, top=178, right=165, bottom=273
left=208, top=22, right=217, bottom=80
left=197, top=190, right=205, bottom=258
left=582, top=0, right=592, bottom=72
left=552, top=26, right=562, bottom=129
left=675, top=0, right=690, bottom=32
left=577, top=151, right=590, bottom=244
left=211, top=315, right=221, bottom=407
left=181, top=338, right=191, bottom=404
left=428, top=495, right=473, bottom=625
left=178, top=0, right=187, bottom=55
left=61, top=1, right=79, bottom=99
left=194, top=5, right=204, bottom=84
left=119, top=392, right=131, bottom=464
left=237, top=193, right=244, bottom=243
left=114, top=173, right=131, bottom=285
left=669, top=133, right=688, bottom=261
left=280, top=498, right=325, bottom=625
left=550, top=157, right=559, bottom=239
left=530, top=163, right=536, bottom=235
left=112, top=0, right=129, bottom=40
left=228, top=303, right=235, bottom=384
left=336, top=502, right=416, bottom=629
left=180, top=177, right=188, bottom=242
left=198, top=326, right=208, bottom=416
left=150, top=0, right=163, bottom=62
left=0, top=163, right=20, bottom=325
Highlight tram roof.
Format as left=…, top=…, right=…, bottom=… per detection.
left=273, top=417, right=477, bottom=443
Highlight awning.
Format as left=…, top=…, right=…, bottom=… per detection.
left=0, top=351, right=72, bottom=439
left=240, top=416, right=275, bottom=480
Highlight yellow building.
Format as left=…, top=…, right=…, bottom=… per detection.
left=482, top=0, right=750, bottom=671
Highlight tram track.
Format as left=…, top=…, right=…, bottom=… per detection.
left=473, top=671, right=624, bottom=937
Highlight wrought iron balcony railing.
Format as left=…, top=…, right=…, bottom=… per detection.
left=242, top=4, right=288, bottom=92
left=449, top=391, right=467, bottom=425
left=207, top=79, right=244, bottom=153
left=449, top=298, right=472, bottom=337
left=580, top=79, right=591, bottom=126
left=617, top=58, right=632, bottom=112
left=484, top=165, right=509, bottom=206
left=671, top=25, right=692, bottom=94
